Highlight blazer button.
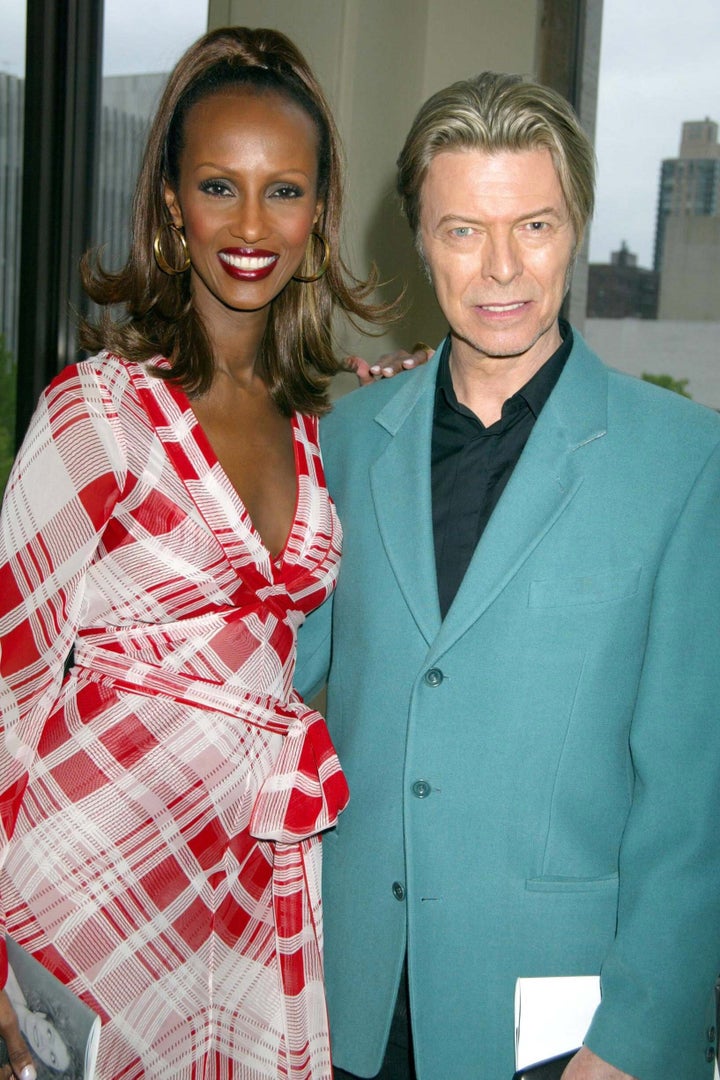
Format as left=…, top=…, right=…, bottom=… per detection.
left=392, top=881, right=406, bottom=901
left=412, top=779, right=432, bottom=799
left=424, top=667, right=444, bottom=687
left=705, top=1047, right=715, bottom=1063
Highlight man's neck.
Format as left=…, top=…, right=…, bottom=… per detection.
left=448, top=323, right=563, bottom=426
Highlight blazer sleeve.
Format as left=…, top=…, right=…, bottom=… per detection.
left=294, top=591, right=333, bottom=703
left=294, top=412, right=339, bottom=702
left=584, top=439, right=720, bottom=1078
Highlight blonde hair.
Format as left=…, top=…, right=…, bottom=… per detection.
left=397, top=72, right=595, bottom=251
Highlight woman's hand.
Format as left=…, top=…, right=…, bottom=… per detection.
left=346, top=343, right=434, bottom=385
left=0, top=991, right=35, bottom=1080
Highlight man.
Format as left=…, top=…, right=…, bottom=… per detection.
left=295, top=72, right=720, bottom=1079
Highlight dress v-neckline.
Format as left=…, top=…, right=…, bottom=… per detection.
left=185, top=401, right=302, bottom=568
left=137, top=363, right=303, bottom=572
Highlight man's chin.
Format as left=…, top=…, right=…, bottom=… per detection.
left=453, top=321, right=560, bottom=364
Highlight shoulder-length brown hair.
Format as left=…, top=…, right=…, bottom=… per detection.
left=80, top=26, right=393, bottom=415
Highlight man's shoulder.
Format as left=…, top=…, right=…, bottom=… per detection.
left=605, top=361, right=720, bottom=447
left=570, top=330, right=720, bottom=447
left=323, top=353, right=439, bottom=440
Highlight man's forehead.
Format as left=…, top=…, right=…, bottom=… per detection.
left=424, top=145, right=558, bottom=180
left=420, top=146, right=567, bottom=214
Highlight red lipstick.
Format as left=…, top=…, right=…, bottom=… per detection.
left=218, top=248, right=279, bottom=281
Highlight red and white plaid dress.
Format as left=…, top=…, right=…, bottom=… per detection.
left=0, top=354, right=347, bottom=1079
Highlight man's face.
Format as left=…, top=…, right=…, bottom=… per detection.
left=419, top=147, right=576, bottom=373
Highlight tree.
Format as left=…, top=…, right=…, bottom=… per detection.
left=641, top=373, right=692, bottom=398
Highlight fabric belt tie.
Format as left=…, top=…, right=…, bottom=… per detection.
left=248, top=709, right=350, bottom=843
left=72, top=639, right=349, bottom=843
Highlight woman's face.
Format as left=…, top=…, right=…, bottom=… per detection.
left=23, top=1010, right=71, bottom=1072
left=164, top=87, right=323, bottom=322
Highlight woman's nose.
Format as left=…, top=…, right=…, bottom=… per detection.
left=230, top=197, right=268, bottom=244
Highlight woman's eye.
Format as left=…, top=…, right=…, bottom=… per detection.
left=269, top=184, right=303, bottom=199
left=199, top=179, right=233, bottom=197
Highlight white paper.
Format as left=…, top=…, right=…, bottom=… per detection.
left=515, top=975, right=601, bottom=1069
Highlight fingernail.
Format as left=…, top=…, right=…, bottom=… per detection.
left=369, top=365, right=381, bottom=374
left=402, top=358, right=416, bottom=367
left=20, top=1066, right=38, bottom=1080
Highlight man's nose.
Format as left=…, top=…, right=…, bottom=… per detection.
left=481, top=231, right=522, bottom=284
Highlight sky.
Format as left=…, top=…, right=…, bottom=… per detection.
left=1, top=0, right=718, bottom=271
left=590, top=0, right=720, bottom=267
left=0, top=2, right=207, bottom=77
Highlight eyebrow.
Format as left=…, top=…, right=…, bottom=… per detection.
left=436, top=205, right=565, bottom=227
left=194, top=162, right=313, bottom=177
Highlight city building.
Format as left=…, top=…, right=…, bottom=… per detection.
left=587, top=241, right=658, bottom=319
left=654, top=118, right=720, bottom=320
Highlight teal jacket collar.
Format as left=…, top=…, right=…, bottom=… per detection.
left=368, top=330, right=609, bottom=657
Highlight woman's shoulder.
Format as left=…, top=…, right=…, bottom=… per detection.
left=47, top=352, right=167, bottom=409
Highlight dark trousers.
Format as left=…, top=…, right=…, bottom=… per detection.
left=333, top=959, right=416, bottom=1079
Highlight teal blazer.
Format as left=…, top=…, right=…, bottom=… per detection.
left=295, top=332, right=720, bottom=1080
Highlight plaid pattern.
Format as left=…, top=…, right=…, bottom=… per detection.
left=0, top=355, right=346, bottom=1079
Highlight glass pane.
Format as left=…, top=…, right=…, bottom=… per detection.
left=93, top=1, right=209, bottom=274
left=0, top=0, right=25, bottom=496
left=587, top=0, right=720, bottom=410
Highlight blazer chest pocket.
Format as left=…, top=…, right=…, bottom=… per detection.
left=528, top=565, right=641, bottom=608
left=525, top=872, right=619, bottom=893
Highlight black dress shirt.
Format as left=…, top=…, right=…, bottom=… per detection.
left=432, top=321, right=573, bottom=618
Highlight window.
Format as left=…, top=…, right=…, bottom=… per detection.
left=0, top=0, right=207, bottom=499
left=0, top=0, right=25, bottom=493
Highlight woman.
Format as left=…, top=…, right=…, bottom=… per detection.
left=0, top=26, right=395, bottom=1080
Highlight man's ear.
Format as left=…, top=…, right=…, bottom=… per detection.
left=163, top=182, right=183, bottom=229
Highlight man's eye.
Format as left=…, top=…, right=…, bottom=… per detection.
left=451, top=226, right=473, bottom=237
left=526, top=221, right=548, bottom=231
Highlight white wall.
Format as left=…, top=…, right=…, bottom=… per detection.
left=584, top=318, right=720, bottom=411
left=207, top=0, right=541, bottom=362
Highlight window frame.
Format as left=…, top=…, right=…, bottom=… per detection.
left=14, top=0, right=103, bottom=447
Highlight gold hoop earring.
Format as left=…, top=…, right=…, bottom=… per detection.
left=293, top=231, right=330, bottom=283
left=153, top=222, right=191, bottom=275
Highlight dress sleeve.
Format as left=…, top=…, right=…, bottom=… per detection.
left=0, top=362, right=127, bottom=984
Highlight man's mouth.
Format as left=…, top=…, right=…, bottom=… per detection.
left=478, top=301, right=527, bottom=312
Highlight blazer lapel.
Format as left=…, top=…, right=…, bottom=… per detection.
left=369, top=353, right=443, bottom=646
left=429, top=338, right=610, bottom=661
